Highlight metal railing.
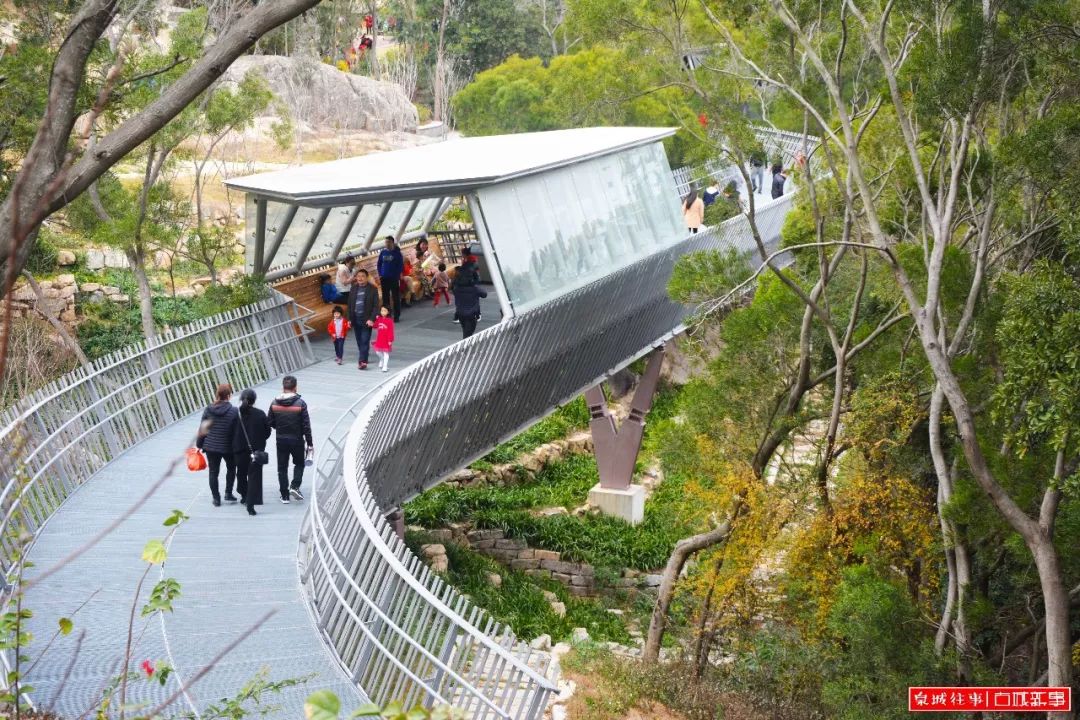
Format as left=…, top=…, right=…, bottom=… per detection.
left=0, top=288, right=315, bottom=580
left=672, top=126, right=820, bottom=198
left=301, top=194, right=795, bottom=718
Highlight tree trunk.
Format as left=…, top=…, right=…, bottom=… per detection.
left=19, top=271, right=89, bottom=364
left=0, top=0, right=323, bottom=297
left=126, top=248, right=156, bottom=341
left=432, top=0, right=451, bottom=122
left=643, top=499, right=742, bottom=663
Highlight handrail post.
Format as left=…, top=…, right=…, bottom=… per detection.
left=86, top=378, right=121, bottom=458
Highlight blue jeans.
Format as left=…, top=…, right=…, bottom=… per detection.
left=353, top=323, right=372, bottom=363
left=333, top=338, right=345, bottom=360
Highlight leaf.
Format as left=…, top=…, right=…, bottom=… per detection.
left=349, top=703, right=384, bottom=719
left=406, top=707, right=429, bottom=720
left=58, top=617, right=73, bottom=636
left=380, top=701, right=404, bottom=719
left=141, top=539, right=167, bottom=565
left=304, top=689, right=341, bottom=720
left=163, top=509, right=189, bottom=527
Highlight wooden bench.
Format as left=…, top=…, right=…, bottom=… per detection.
left=273, top=239, right=429, bottom=335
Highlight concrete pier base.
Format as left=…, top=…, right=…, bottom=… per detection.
left=588, top=483, right=646, bottom=525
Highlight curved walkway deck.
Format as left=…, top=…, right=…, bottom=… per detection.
left=22, top=300, right=497, bottom=719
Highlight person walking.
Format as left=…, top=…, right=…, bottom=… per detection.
left=348, top=268, right=379, bottom=370
left=432, top=262, right=452, bottom=306
left=372, top=306, right=395, bottom=372
left=327, top=306, right=350, bottom=365
left=771, top=163, right=787, bottom=199
left=682, top=190, right=705, bottom=234
left=268, top=375, right=313, bottom=503
left=233, top=388, right=271, bottom=516
left=748, top=148, right=766, bottom=193
left=377, top=236, right=404, bottom=321
left=453, top=273, right=487, bottom=339
left=196, top=383, right=239, bottom=507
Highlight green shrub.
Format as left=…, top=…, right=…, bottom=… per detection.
left=25, top=229, right=60, bottom=274
left=405, top=532, right=629, bottom=643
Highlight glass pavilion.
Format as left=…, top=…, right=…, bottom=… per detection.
left=226, top=127, right=687, bottom=318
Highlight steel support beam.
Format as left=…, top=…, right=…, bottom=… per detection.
left=363, top=202, right=393, bottom=252
left=421, top=197, right=450, bottom=235
left=252, top=196, right=267, bottom=275
left=292, top=207, right=331, bottom=274
left=394, top=199, right=421, bottom=243
left=261, top=204, right=299, bottom=274
left=465, top=193, right=515, bottom=319
left=587, top=346, right=665, bottom=490
left=329, top=204, right=363, bottom=261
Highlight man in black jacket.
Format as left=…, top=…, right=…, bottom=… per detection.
left=347, top=268, right=380, bottom=370
left=268, top=375, right=313, bottom=503
left=452, top=275, right=487, bottom=339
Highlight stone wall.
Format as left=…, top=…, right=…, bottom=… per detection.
left=422, top=526, right=662, bottom=597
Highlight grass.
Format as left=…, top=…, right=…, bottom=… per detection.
left=472, top=397, right=590, bottom=468
left=407, top=454, right=695, bottom=571
left=405, top=531, right=630, bottom=643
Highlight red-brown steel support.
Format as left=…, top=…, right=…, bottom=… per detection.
left=587, top=346, right=665, bottom=490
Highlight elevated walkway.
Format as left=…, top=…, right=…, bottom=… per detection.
left=19, top=299, right=498, bottom=718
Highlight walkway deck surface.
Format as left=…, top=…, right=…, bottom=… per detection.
left=23, top=297, right=498, bottom=719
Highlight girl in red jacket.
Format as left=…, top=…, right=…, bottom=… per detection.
left=327, top=306, right=350, bottom=365
left=372, top=305, right=395, bottom=372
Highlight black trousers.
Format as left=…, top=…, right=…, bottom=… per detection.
left=460, top=314, right=479, bottom=338
left=380, top=277, right=401, bottom=319
left=333, top=337, right=345, bottom=360
left=276, top=437, right=305, bottom=499
left=206, top=450, right=235, bottom=500
left=234, top=452, right=263, bottom=511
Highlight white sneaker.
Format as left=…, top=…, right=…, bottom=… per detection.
left=382, top=366, right=389, bottom=372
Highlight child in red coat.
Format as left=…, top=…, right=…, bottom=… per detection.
left=372, top=305, right=395, bottom=372
left=327, top=306, right=350, bottom=365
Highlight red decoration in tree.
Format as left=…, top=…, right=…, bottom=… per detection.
left=697, top=113, right=708, bottom=127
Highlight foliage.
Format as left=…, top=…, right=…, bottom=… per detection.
left=24, top=228, right=60, bottom=275
left=406, top=533, right=629, bottom=643
left=304, top=690, right=465, bottom=720
left=452, top=48, right=697, bottom=164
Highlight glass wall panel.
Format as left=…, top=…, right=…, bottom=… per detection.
left=244, top=196, right=296, bottom=272
left=265, top=205, right=324, bottom=274
left=476, top=141, right=683, bottom=312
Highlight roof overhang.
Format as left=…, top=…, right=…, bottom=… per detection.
left=226, top=127, right=677, bottom=207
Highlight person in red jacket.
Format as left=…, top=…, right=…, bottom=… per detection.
left=327, top=306, right=350, bottom=365
left=372, top=305, right=395, bottom=372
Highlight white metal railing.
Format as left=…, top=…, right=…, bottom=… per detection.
left=301, top=194, right=796, bottom=719
left=671, top=126, right=820, bottom=198
left=0, top=288, right=316, bottom=698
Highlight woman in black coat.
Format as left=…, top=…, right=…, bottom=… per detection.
left=233, top=388, right=272, bottom=516
left=197, top=383, right=239, bottom=507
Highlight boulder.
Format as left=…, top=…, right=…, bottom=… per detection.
left=103, top=248, right=128, bottom=268
left=529, top=634, right=551, bottom=651
left=85, top=249, right=105, bottom=270
left=486, top=572, right=502, bottom=589
left=153, top=251, right=172, bottom=269
left=55, top=273, right=76, bottom=286
left=102, top=286, right=120, bottom=296
left=57, top=250, right=77, bottom=266
left=115, top=294, right=131, bottom=303
left=571, top=627, right=590, bottom=644
left=550, top=601, right=566, bottom=618
left=80, top=282, right=101, bottom=293
left=60, top=285, right=76, bottom=299
left=220, top=56, right=418, bottom=133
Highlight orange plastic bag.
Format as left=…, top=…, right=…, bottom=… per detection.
left=186, top=448, right=207, bottom=472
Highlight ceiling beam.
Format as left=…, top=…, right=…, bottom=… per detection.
left=292, top=207, right=331, bottom=275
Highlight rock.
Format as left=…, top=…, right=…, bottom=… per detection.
left=550, top=601, right=566, bottom=618
left=426, top=529, right=453, bottom=542
left=176, top=288, right=196, bottom=299
left=541, top=590, right=559, bottom=603
left=551, top=705, right=567, bottom=720
left=420, top=544, right=445, bottom=558
left=540, top=559, right=578, bottom=575
left=80, top=282, right=101, bottom=293
left=486, top=573, right=502, bottom=589
left=510, top=558, right=539, bottom=571
left=571, top=627, right=590, bottom=644
left=643, top=574, right=664, bottom=587
left=60, top=307, right=77, bottom=323
left=85, top=249, right=105, bottom=270
left=569, top=575, right=592, bottom=587
left=431, top=555, right=448, bottom=573
left=607, top=608, right=624, bottom=616
left=535, top=507, right=568, bottom=517
left=467, top=529, right=504, bottom=542
left=220, top=56, right=418, bottom=133
left=54, top=273, right=75, bottom=286
left=57, top=250, right=76, bottom=266
left=153, top=251, right=172, bottom=269
left=555, top=679, right=576, bottom=703
left=103, top=248, right=128, bottom=268
left=495, top=538, right=527, bottom=550
left=535, top=549, right=561, bottom=562
left=60, top=285, right=76, bottom=299
left=41, top=288, right=60, bottom=299
left=529, top=634, right=551, bottom=651
left=11, top=285, right=36, bottom=302
left=115, top=294, right=131, bottom=303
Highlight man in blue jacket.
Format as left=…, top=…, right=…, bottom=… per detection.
left=377, top=236, right=404, bottom=321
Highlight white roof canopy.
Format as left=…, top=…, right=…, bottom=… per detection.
left=226, top=127, right=676, bottom=206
